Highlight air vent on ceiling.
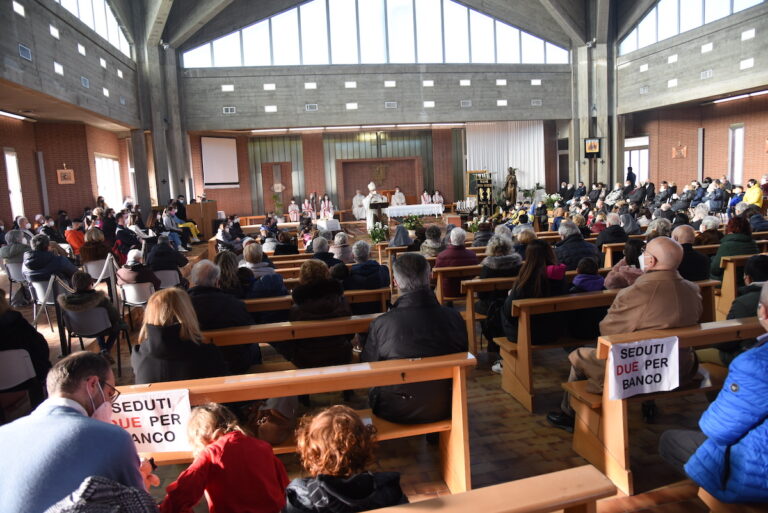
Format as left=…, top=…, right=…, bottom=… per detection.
left=384, top=101, right=398, bottom=109
left=531, top=99, right=543, bottom=106
left=222, top=106, right=236, bottom=115
left=305, top=104, right=318, bottom=111
left=460, top=100, right=472, bottom=108
left=18, top=44, right=32, bottom=61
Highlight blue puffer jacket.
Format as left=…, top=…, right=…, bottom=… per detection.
left=685, top=338, right=768, bottom=503
left=749, top=214, right=768, bottom=233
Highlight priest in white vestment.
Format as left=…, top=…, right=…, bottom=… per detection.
left=362, top=182, right=386, bottom=230
left=351, top=189, right=366, bottom=220
left=391, top=186, right=406, bottom=206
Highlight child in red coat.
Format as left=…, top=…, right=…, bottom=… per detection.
left=160, top=403, right=289, bottom=513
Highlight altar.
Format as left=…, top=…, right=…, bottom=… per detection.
left=385, top=204, right=444, bottom=218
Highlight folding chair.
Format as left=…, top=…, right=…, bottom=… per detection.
left=3, top=262, right=26, bottom=302
left=154, top=270, right=181, bottom=289
left=29, top=281, right=56, bottom=332
left=120, top=282, right=155, bottom=331
left=62, top=307, right=127, bottom=376
left=0, top=349, right=38, bottom=423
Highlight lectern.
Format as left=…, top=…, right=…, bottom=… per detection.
left=186, top=200, right=218, bottom=240
left=370, top=201, right=389, bottom=224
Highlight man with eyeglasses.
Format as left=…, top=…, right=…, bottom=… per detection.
left=0, top=351, right=144, bottom=513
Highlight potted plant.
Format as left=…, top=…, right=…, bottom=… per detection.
left=401, top=214, right=422, bottom=238
left=369, top=222, right=389, bottom=244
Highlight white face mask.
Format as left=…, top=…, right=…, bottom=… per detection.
left=639, top=253, right=647, bottom=272
left=25, top=223, right=32, bottom=229
left=48, top=221, right=55, bottom=227
left=87, top=382, right=113, bottom=423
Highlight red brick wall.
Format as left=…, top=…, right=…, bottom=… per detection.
left=188, top=133, right=253, bottom=216
left=301, top=133, right=325, bottom=198
left=432, top=129, right=454, bottom=202
left=629, top=94, right=768, bottom=187
left=0, top=117, right=40, bottom=225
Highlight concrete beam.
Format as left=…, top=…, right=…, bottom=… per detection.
left=537, top=0, right=586, bottom=46
left=166, top=0, right=235, bottom=48
left=616, top=0, right=655, bottom=41
left=145, top=0, right=174, bottom=46
left=595, top=0, right=611, bottom=44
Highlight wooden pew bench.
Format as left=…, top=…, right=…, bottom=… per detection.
left=717, top=252, right=768, bottom=320
left=495, top=281, right=718, bottom=413
left=697, top=487, right=765, bottom=513
left=244, top=288, right=391, bottom=315
left=432, top=265, right=483, bottom=304
left=564, top=317, right=763, bottom=495
left=367, top=465, right=615, bottom=513
left=118, top=352, right=476, bottom=493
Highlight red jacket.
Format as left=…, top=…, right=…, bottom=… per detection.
left=160, top=431, right=289, bottom=513
left=64, top=229, right=85, bottom=255
left=434, top=245, right=479, bottom=298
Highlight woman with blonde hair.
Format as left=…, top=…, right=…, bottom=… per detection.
left=160, top=403, right=289, bottom=513
left=131, top=287, right=226, bottom=384
left=284, top=405, right=407, bottom=512
left=79, top=227, right=110, bottom=264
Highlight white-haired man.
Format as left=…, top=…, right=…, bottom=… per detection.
left=116, top=248, right=161, bottom=290
left=554, top=221, right=600, bottom=271
left=594, top=212, right=628, bottom=250
left=434, top=227, right=479, bottom=299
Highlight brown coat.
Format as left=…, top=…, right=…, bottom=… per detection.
left=571, top=270, right=703, bottom=393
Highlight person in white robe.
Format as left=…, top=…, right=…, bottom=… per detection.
left=287, top=199, right=300, bottom=222
left=352, top=189, right=366, bottom=220
left=320, top=194, right=334, bottom=220
left=362, top=182, right=386, bottom=231
left=391, top=186, right=406, bottom=206
left=301, top=198, right=314, bottom=219
left=421, top=190, right=432, bottom=204
left=432, top=190, right=444, bottom=206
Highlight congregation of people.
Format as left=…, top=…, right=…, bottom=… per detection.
left=2, top=170, right=768, bottom=511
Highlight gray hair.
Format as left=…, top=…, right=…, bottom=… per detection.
left=313, top=236, right=329, bottom=253
left=735, top=201, right=751, bottom=216
left=126, top=249, right=143, bottom=265
left=558, top=220, right=580, bottom=238
left=30, top=234, right=50, bottom=251
left=425, top=225, right=442, bottom=241
left=646, top=218, right=672, bottom=237
left=606, top=213, right=621, bottom=226
left=700, top=215, right=721, bottom=231
left=450, top=227, right=467, bottom=246
left=5, top=229, right=25, bottom=245
left=392, top=252, right=431, bottom=293
left=485, top=234, right=512, bottom=257
left=760, top=281, right=768, bottom=310
left=334, top=232, right=348, bottom=246
left=494, top=224, right=513, bottom=240
left=158, top=234, right=170, bottom=245
left=352, top=240, right=370, bottom=262
left=693, top=203, right=709, bottom=220
left=319, top=230, right=332, bottom=242
left=511, top=224, right=533, bottom=239
left=190, top=259, right=220, bottom=288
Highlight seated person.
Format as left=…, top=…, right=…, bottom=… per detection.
left=214, top=250, right=246, bottom=298
left=407, top=226, right=426, bottom=252
left=476, top=235, right=522, bottom=352
left=419, top=225, right=444, bottom=257
left=79, top=228, right=110, bottom=265
left=132, top=287, right=227, bottom=384
left=284, top=260, right=352, bottom=369
left=240, top=242, right=276, bottom=278
left=434, top=228, right=479, bottom=299
left=362, top=253, right=467, bottom=423
left=114, top=213, right=141, bottom=256
left=512, top=225, right=536, bottom=256
left=694, top=215, right=724, bottom=245
left=604, top=239, right=645, bottom=289
left=0, top=352, right=144, bottom=513
left=711, top=217, right=758, bottom=281
left=554, top=221, right=600, bottom=271
left=273, top=230, right=299, bottom=255
left=160, top=403, right=288, bottom=513
left=146, top=235, right=189, bottom=287
left=22, top=234, right=78, bottom=284
left=344, top=241, right=390, bottom=315
left=330, top=232, right=355, bottom=263
left=284, top=405, right=407, bottom=513
left=659, top=281, right=768, bottom=503
left=188, top=259, right=257, bottom=372
left=40, top=216, right=65, bottom=244
left=310, top=237, right=342, bottom=268
left=471, top=222, right=493, bottom=247
left=0, top=229, right=30, bottom=264
left=566, top=257, right=608, bottom=341
left=388, top=225, right=412, bottom=247
left=58, top=271, right=122, bottom=363
left=0, top=288, right=51, bottom=408
left=595, top=213, right=628, bottom=250
left=215, top=221, right=242, bottom=254
left=64, top=220, right=86, bottom=256
left=672, top=225, right=710, bottom=282
left=116, top=249, right=161, bottom=291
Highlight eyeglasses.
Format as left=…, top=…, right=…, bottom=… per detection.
left=100, top=381, right=121, bottom=403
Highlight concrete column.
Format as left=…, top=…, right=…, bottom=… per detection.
left=145, top=45, right=173, bottom=203
left=130, top=129, right=152, bottom=215
left=162, top=47, right=191, bottom=199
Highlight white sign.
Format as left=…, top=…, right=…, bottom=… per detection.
left=608, top=337, right=679, bottom=400
left=111, top=389, right=191, bottom=453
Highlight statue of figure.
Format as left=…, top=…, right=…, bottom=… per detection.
left=504, top=167, right=518, bottom=203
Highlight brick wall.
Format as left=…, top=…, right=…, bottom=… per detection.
left=0, top=117, right=40, bottom=224
left=629, top=93, right=768, bottom=187
left=189, top=133, right=254, bottom=216
left=301, top=133, right=325, bottom=198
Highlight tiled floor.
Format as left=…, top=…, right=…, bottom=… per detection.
left=1, top=241, right=713, bottom=511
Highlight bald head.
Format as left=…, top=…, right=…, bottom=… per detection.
left=644, top=236, right=683, bottom=271
left=671, top=225, right=695, bottom=245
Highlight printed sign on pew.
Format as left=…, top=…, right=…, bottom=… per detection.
left=608, top=337, right=679, bottom=400
left=110, top=390, right=192, bottom=452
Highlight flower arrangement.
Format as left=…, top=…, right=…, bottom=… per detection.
left=465, top=217, right=480, bottom=233
left=369, top=222, right=389, bottom=244
left=401, top=214, right=423, bottom=231
left=521, top=182, right=545, bottom=200
left=543, top=193, right=563, bottom=209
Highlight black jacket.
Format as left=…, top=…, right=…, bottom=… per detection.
left=115, top=226, right=140, bottom=254
left=677, top=243, right=710, bottom=282
left=147, top=243, right=188, bottom=271
left=717, top=283, right=764, bottom=360
left=131, top=324, right=227, bottom=384
left=313, top=252, right=343, bottom=268
left=0, top=309, right=51, bottom=399
left=361, top=288, right=467, bottom=424
left=343, top=261, right=390, bottom=315
left=22, top=249, right=78, bottom=283
left=476, top=254, right=522, bottom=312
left=471, top=230, right=493, bottom=247
left=588, top=189, right=601, bottom=204
left=188, top=285, right=255, bottom=373
left=273, top=242, right=299, bottom=255
left=594, top=225, right=628, bottom=250
left=501, top=278, right=567, bottom=345
left=288, top=279, right=352, bottom=369
left=284, top=472, right=407, bottom=513
left=554, top=234, right=600, bottom=270
left=57, top=289, right=121, bottom=332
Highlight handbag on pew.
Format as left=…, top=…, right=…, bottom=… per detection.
left=245, top=401, right=295, bottom=445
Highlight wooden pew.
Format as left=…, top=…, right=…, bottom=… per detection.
left=697, top=487, right=765, bottom=513
left=207, top=236, right=217, bottom=259
left=717, top=252, right=768, bottom=320
left=459, top=268, right=611, bottom=354
left=496, top=281, right=719, bottom=413
left=367, top=465, right=615, bottom=513
left=119, top=352, right=476, bottom=494
left=202, top=313, right=383, bottom=346
left=244, top=288, right=391, bottom=314
left=432, top=265, right=483, bottom=304
left=564, top=317, right=763, bottom=496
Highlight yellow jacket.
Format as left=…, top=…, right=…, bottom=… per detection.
left=744, top=184, right=763, bottom=207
